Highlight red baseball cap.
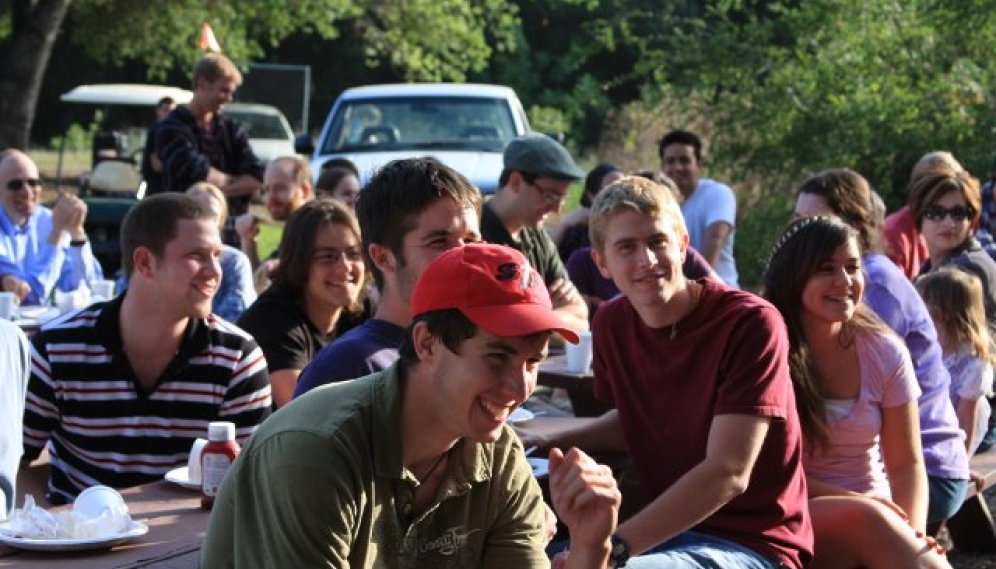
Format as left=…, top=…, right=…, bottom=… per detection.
left=411, top=243, right=580, bottom=344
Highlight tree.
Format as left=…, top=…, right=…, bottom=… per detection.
left=0, top=0, right=519, bottom=148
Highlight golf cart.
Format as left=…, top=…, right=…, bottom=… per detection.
left=56, top=84, right=193, bottom=276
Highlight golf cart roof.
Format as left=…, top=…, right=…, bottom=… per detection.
left=60, top=84, right=193, bottom=106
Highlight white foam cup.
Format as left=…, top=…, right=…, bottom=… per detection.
left=0, top=292, right=16, bottom=320
left=73, top=485, right=127, bottom=519
left=188, top=438, right=208, bottom=484
left=565, top=331, right=593, bottom=373
left=90, top=279, right=116, bottom=300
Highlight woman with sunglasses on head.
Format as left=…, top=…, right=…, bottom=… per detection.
left=237, top=198, right=369, bottom=408
left=764, top=216, right=951, bottom=569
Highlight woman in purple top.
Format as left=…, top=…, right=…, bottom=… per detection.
left=793, top=168, right=970, bottom=527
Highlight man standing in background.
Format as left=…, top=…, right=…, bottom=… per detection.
left=659, top=129, right=739, bottom=288
left=157, top=53, right=264, bottom=246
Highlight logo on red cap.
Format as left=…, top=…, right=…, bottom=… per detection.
left=411, top=243, right=579, bottom=344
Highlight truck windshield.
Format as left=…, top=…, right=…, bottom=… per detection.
left=321, top=96, right=517, bottom=154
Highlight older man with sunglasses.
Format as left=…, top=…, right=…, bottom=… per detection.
left=0, top=149, right=103, bottom=305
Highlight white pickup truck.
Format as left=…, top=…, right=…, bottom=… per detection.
left=298, top=83, right=531, bottom=194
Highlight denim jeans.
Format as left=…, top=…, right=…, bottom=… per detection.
left=625, top=531, right=781, bottom=569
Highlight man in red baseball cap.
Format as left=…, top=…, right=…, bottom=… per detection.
left=203, top=242, right=621, bottom=569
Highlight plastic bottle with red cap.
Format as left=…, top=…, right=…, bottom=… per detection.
left=200, top=421, right=240, bottom=510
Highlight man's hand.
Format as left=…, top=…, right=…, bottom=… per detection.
left=548, top=447, right=619, bottom=552
left=2, top=275, right=30, bottom=303
left=235, top=213, right=260, bottom=245
left=49, top=193, right=87, bottom=244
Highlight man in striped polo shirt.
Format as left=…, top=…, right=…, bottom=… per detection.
left=22, top=193, right=272, bottom=504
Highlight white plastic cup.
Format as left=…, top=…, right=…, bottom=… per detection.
left=0, top=292, right=17, bottom=320
left=90, top=279, right=116, bottom=300
left=187, top=438, right=208, bottom=484
left=73, top=485, right=127, bottom=519
left=565, top=331, right=593, bottom=373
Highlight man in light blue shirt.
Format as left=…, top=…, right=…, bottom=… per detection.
left=0, top=150, right=103, bottom=305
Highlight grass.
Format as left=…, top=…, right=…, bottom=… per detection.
left=32, top=149, right=90, bottom=178
left=257, top=222, right=282, bottom=259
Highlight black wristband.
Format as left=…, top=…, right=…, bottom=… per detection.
left=70, top=239, right=87, bottom=247
left=609, top=533, right=630, bottom=568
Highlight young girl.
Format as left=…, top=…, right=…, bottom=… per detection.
left=764, top=215, right=950, bottom=569
left=917, top=267, right=995, bottom=456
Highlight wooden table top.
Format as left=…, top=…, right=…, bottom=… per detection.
left=3, top=458, right=209, bottom=568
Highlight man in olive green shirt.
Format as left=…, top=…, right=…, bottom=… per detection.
left=202, top=243, right=621, bottom=568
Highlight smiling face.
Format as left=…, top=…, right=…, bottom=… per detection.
left=592, top=208, right=688, bottom=316
left=393, top=198, right=481, bottom=303
left=305, top=222, right=364, bottom=313
left=661, top=143, right=702, bottom=196
left=0, top=151, right=42, bottom=223
left=516, top=174, right=570, bottom=228
left=196, top=76, right=237, bottom=115
left=150, top=218, right=223, bottom=319
left=425, top=327, right=548, bottom=443
left=800, top=238, right=864, bottom=329
left=264, top=160, right=308, bottom=221
left=921, top=189, right=974, bottom=260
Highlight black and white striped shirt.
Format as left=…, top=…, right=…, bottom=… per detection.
left=23, top=296, right=271, bottom=503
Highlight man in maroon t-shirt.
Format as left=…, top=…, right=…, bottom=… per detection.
left=521, top=176, right=813, bottom=569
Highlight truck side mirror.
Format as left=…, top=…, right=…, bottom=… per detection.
left=294, top=133, right=314, bottom=155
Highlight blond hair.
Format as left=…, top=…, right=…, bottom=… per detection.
left=185, top=182, right=228, bottom=230
left=192, top=53, right=241, bottom=88
left=589, top=175, right=686, bottom=253
left=917, top=268, right=996, bottom=365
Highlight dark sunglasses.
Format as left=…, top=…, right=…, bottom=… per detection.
left=923, top=204, right=974, bottom=222
left=6, top=178, right=42, bottom=191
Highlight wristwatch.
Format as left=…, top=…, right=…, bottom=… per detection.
left=609, top=533, right=630, bottom=567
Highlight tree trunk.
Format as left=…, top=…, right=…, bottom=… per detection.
left=0, top=0, right=74, bottom=150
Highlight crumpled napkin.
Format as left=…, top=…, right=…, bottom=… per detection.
left=4, top=495, right=133, bottom=539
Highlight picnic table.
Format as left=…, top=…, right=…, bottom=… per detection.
left=3, top=454, right=209, bottom=568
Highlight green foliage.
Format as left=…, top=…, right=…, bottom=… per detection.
left=62, top=0, right=516, bottom=84
left=527, top=106, right=569, bottom=136
left=611, top=0, right=996, bottom=281
left=734, top=191, right=794, bottom=291
left=51, top=123, right=92, bottom=152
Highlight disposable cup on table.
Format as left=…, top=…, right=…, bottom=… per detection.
left=74, top=485, right=127, bottom=519
left=0, top=292, right=17, bottom=320
left=564, top=331, right=593, bottom=373
left=90, top=279, right=116, bottom=300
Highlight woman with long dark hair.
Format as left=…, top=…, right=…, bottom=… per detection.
left=764, top=216, right=950, bottom=569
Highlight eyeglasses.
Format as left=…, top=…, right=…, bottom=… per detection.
left=312, top=248, right=364, bottom=266
left=528, top=181, right=567, bottom=206
left=923, top=204, right=975, bottom=222
left=5, top=178, right=41, bottom=191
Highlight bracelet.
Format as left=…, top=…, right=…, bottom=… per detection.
left=69, top=239, right=87, bottom=247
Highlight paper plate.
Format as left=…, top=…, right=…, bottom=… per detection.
left=164, top=466, right=200, bottom=491
left=0, top=520, right=148, bottom=552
